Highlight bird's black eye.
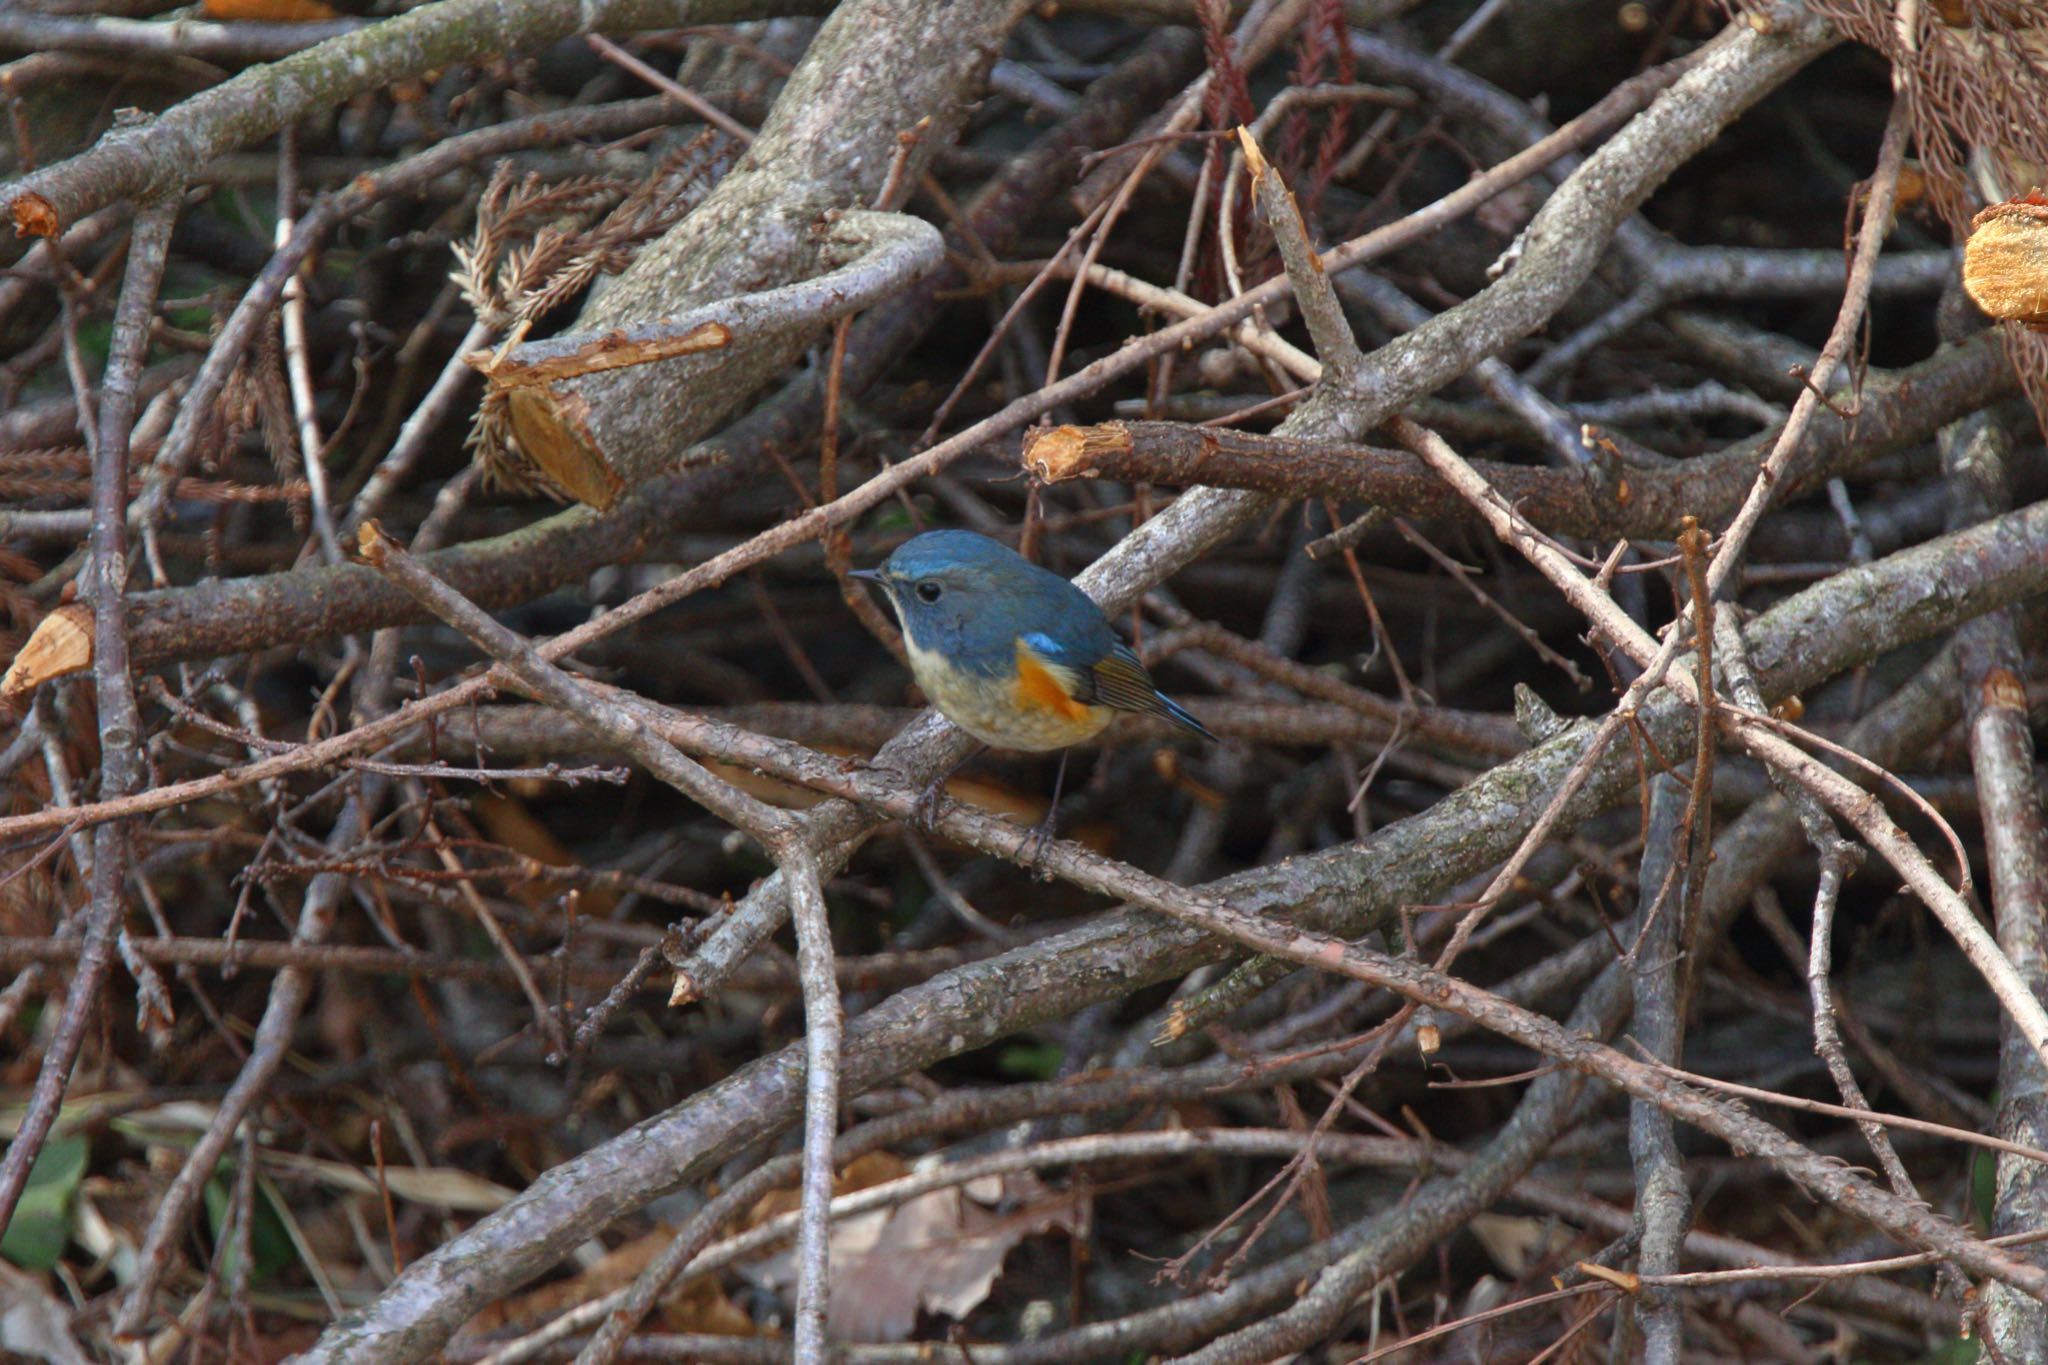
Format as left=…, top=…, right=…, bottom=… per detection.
left=914, top=580, right=943, bottom=604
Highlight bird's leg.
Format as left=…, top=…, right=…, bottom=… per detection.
left=1018, top=749, right=1072, bottom=877
left=911, top=744, right=982, bottom=831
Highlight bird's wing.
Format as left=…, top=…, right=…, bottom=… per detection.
left=1090, top=644, right=1217, bottom=741
left=1019, top=633, right=1215, bottom=740
left=1086, top=644, right=1164, bottom=712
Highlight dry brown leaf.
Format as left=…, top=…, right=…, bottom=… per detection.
left=463, top=1226, right=663, bottom=1335
left=744, top=1151, right=909, bottom=1228
left=657, top=1277, right=758, bottom=1337
left=463, top=1224, right=755, bottom=1339
left=702, top=757, right=838, bottom=811
left=259, top=1150, right=517, bottom=1212
left=0, top=1260, right=91, bottom=1365
left=1469, top=1212, right=1578, bottom=1278
left=748, top=1170, right=1085, bottom=1342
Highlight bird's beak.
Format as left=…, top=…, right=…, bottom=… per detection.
left=848, top=568, right=885, bottom=585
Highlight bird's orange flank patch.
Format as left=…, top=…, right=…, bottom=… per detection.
left=1014, top=644, right=1091, bottom=721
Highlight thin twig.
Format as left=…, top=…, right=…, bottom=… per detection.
left=0, top=198, right=176, bottom=1237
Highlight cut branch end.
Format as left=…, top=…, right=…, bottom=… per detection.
left=356, top=519, right=391, bottom=565
left=2, top=604, right=94, bottom=700
left=1023, top=422, right=1132, bottom=483
left=10, top=192, right=57, bottom=238
left=1964, top=198, right=2048, bottom=327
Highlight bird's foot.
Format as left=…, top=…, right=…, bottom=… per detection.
left=1016, top=808, right=1060, bottom=880
left=911, top=770, right=949, bottom=833
left=895, top=745, right=982, bottom=834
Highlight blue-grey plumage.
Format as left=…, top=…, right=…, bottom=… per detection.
left=851, top=530, right=1215, bottom=753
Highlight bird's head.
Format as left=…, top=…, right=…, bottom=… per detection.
left=851, top=530, right=1040, bottom=661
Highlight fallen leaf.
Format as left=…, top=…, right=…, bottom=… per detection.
left=472, top=792, right=617, bottom=915
left=744, top=1151, right=908, bottom=1229
left=1470, top=1212, right=1577, bottom=1278
left=463, top=1224, right=755, bottom=1339
left=748, top=1170, right=1085, bottom=1341
left=258, top=1149, right=517, bottom=1212
left=658, top=1277, right=757, bottom=1337
left=0, top=1259, right=91, bottom=1365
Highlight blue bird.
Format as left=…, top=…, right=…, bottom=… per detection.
left=851, top=529, right=1214, bottom=858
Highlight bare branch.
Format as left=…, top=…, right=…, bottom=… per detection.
left=0, top=198, right=176, bottom=1236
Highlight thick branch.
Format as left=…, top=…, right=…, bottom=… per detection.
left=481, top=211, right=943, bottom=504
left=1024, top=330, right=2014, bottom=542
left=541, top=0, right=1030, bottom=490
left=0, top=0, right=831, bottom=241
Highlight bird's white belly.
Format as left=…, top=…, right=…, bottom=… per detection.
left=906, top=639, right=1111, bottom=751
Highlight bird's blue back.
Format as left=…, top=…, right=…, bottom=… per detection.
left=879, top=531, right=1119, bottom=678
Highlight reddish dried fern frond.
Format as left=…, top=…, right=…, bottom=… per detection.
left=1196, top=0, right=1258, bottom=132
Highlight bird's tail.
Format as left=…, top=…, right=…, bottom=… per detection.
left=1156, top=692, right=1217, bottom=742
